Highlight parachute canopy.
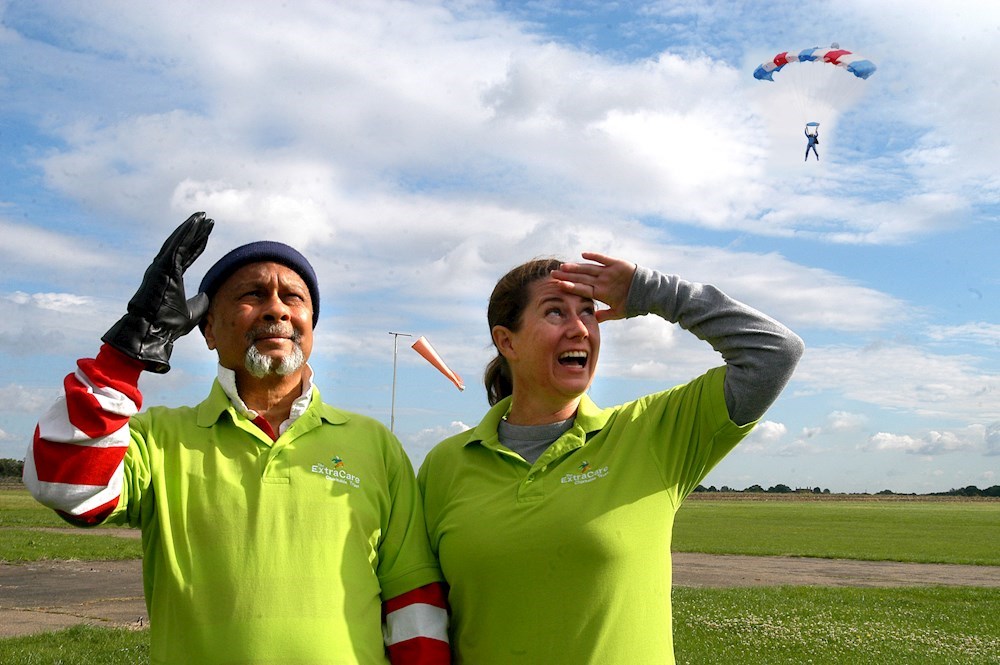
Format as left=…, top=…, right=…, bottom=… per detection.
left=754, top=46, right=876, bottom=82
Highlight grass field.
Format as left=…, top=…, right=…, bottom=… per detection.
left=673, top=585, right=1000, bottom=664
left=0, top=625, right=149, bottom=665
left=0, top=488, right=141, bottom=562
left=6, top=486, right=998, bottom=564
left=3, top=486, right=999, bottom=663
left=674, top=494, right=1000, bottom=566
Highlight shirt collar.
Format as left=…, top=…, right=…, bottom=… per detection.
left=464, top=393, right=612, bottom=449
left=215, top=363, right=316, bottom=436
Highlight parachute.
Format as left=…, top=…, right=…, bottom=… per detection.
left=753, top=44, right=876, bottom=157
left=753, top=45, right=876, bottom=82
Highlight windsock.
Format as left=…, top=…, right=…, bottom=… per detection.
left=411, top=336, right=464, bottom=392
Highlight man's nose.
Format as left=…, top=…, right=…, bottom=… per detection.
left=261, top=292, right=291, bottom=320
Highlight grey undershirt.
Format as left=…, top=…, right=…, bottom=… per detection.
left=498, top=418, right=575, bottom=464
left=499, top=266, right=804, bottom=465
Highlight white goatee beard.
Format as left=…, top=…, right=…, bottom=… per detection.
left=243, top=323, right=306, bottom=378
left=244, top=342, right=305, bottom=378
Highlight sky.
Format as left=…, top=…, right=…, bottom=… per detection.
left=1, top=0, right=997, bottom=494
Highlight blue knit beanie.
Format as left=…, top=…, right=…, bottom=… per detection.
left=198, top=240, right=320, bottom=328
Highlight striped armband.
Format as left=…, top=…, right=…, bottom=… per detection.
left=383, top=582, right=450, bottom=664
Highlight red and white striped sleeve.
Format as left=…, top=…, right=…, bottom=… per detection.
left=22, top=344, right=144, bottom=526
left=383, top=582, right=451, bottom=664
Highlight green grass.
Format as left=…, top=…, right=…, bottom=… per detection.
left=673, top=586, right=1000, bottom=664
left=0, top=588, right=996, bottom=664
left=0, top=488, right=69, bottom=528
left=0, top=487, right=141, bottom=562
left=0, top=625, right=148, bottom=664
left=0, top=528, right=142, bottom=562
left=673, top=499, right=1000, bottom=565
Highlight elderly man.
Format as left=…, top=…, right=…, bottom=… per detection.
left=23, top=213, right=449, bottom=664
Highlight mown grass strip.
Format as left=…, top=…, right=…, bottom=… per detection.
left=1, top=587, right=996, bottom=664
left=0, top=625, right=148, bottom=665
left=5, top=488, right=1000, bottom=565
left=0, top=488, right=68, bottom=527
left=673, top=499, right=1000, bottom=565
left=0, top=529, right=142, bottom=562
left=1, top=487, right=140, bottom=562
left=673, top=586, right=1000, bottom=664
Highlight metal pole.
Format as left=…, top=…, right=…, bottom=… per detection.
left=388, top=332, right=412, bottom=432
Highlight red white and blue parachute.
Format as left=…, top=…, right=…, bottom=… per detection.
left=754, top=46, right=876, bottom=82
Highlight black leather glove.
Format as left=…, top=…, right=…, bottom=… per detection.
left=102, top=212, right=214, bottom=373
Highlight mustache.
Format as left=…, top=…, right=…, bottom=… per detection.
left=245, top=323, right=303, bottom=345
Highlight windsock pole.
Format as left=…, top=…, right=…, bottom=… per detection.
left=388, top=331, right=412, bottom=433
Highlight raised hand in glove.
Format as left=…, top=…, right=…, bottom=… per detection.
left=102, top=212, right=214, bottom=373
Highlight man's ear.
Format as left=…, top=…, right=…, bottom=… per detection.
left=202, top=312, right=217, bottom=351
left=491, top=325, right=516, bottom=360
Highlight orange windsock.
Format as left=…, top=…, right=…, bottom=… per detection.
left=411, top=336, right=465, bottom=392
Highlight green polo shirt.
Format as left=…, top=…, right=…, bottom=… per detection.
left=418, top=366, right=754, bottom=665
left=107, top=381, right=441, bottom=665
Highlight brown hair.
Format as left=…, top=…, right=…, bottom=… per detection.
left=484, top=258, right=563, bottom=405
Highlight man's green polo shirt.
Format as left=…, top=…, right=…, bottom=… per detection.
left=107, top=381, right=441, bottom=664
left=419, top=366, right=755, bottom=664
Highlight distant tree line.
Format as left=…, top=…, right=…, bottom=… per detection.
left=693, top=483, right=1000, bottom=497
left=694, top=484, right=831, bottom=494
left=0, top=458, right=24, bottom=478
left=926, top=485, right=1000, bottom=497
left=866, top=485, right=1000, bottom=497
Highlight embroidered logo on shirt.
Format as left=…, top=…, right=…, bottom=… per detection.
left=560, top=460, right=609, bottom=485
left=311, top=455, right=362, bottom=488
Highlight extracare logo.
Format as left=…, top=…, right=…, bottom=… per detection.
left=560, top=459, right=609, bottom=485
left=310, top=455, right=362, bottom=488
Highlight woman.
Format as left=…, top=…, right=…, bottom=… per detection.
left=418, top=252, right=804, bottom=664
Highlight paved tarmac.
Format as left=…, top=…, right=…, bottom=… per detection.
left=0, top=559, right=145, bottom=637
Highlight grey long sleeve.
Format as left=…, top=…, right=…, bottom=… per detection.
left=625, top=266, right=804, bottom=425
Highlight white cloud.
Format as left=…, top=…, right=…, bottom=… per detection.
left=0, top=291, right=118, bottom=343
left=926, top=322, right=1000, bottom=347
left=6, top=292, right=94, bottom=312
left=796, top=343, right=999, bottom=421
left=0, top=219, right=110, bottom=277
left=986, top=422, right=1000, bottom=457
left=827, top=410, right=868, bottom=432
left=736, top=421, right=825, bottom=458
left=402, top=420, right=471, bottom=468
left=745, top=420, right=787, bottom=444
left=0, top=384, right=57, bottom=415
left=738, top=411, right=866, bottom=459
left=864, top=425, right=988, bottom=456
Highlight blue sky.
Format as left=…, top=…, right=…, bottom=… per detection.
left=1, top=0, right=997, bottom=493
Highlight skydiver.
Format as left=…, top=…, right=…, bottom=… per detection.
left=804, top=124, right=819, bottom=161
